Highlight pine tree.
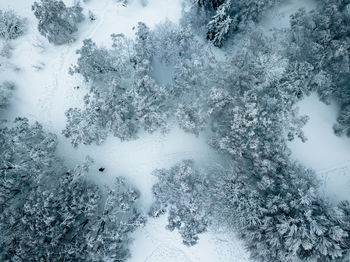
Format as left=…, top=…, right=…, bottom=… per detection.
left=288, top=1, right=350, bottom=138
left=206, top=0, right=232, bottom=47
left=212, top=157, right=348, bottom=262
left=32, top=0, right=84, bottom=45
left=0, top=10, right=25, bottom=40
left=0, top=118, right=59, bottom=214
left=88, top=177, right=145, bottom=261
left=70, top=39, right=119, bottom=83
left=194, top=0, right=225, bottom=10
left=0, top=81, right=14, bottom=109
left=150, top=160, right=211, bottom=246
left=0, top=118, right=145, bottom=261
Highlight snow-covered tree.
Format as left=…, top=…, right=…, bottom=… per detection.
left=150, top=160, right=211, bottom=246
left=131, top=75, right=169, bottom=134
left=63, top=103, right=109, bottom=147
left=70, top=38, right=121, bottom=83
left=212, top=158, right=348, bottom=262
left=88, top=177, right=145, bottom=261
left=0, top=118, right=59, bottom=212
left=208, top=30, right=307, bottom=160
left=175, top=102, right=207, bottom=135
left=130, top=22, right=170, bottom=133
left=32, top=0, right=84, bottom=45
left=0, top=81, right=14, bottom=109
left=194, top=0, right=225, bottom=10
left=187, top=0, right=282, bottom=46
left=65, top=35, right=138, bottom=145
left=0, top=10, right=25, bottom=40
left=133, top=22, right=154, bottom=68
left=288, top=2, right=350, bottom=137
left=0, top=118, right=144, bottom=261
left=1, top=173, right=100, bottom=261
left=206, top=0, right=232, bottom=47
left=65, top=23, right=181, bottom=146
left=334, top=105, right=350, bottom=137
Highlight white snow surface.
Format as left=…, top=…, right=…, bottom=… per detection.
left=0, top=0, right=251, bottom=261
left=288, top=94, right=350, bottom=203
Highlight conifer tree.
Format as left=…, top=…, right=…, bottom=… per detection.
left=32, top=0, right=84, bottom=45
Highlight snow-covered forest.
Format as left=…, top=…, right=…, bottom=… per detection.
left=1, top=0, right=350, bottom=261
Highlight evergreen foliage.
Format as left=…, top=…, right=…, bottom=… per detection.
left=32, top=0, right=84, bottom=45
left=3, top=1, right=350, bottom=260
left=0, top=81, right=14, bottom=109
left=0, top=10, right=25, bottom=40
left=288, top=1, right=350, bottom=137
left=208, top=30, right=307, bottom=160
left=212, top=157, right=348, bottom=262
left=206, top=0, right=232, bottom=47
left=64, top=22, right=213, bottom=146
left=0, top=118, right=144, bottom=261
left=188, top=0, right=282, bottom=46
left=149, top=160, right=210, bottom=246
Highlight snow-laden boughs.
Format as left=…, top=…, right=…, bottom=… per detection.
left=0, top=10, right=25, bottom=40
left=211, top=156, right=349, bottom=262
left=89, top=177, right=145, bottom=262
left=0, top=117, right=59, bottom=213
left=65, top=21, right=215, bottom=146
left=70, top=38, right=121, bottom=83
left=63, top=103, right=109, bottom=147
left=201, top=28, right=350, bottom=261
left=185, top=0, right=282, bottom=47
left=194, top=0, right=225, bottom=10
left=208, top=30, right=307, bottom=160
left=288, top=1, right=350, bottom=137
left=0, top=118, right=145, bottom=261
left=32, top=0, right=84, bottom=45
left=0, top=81, right=14, bottom=109
left=2, top=173, right=100, bottom=261
left=206, top=0, right=232, bottom=47
left=65, top=34, right=137, bottom=145
left=149, top=160, right=211, bottom=246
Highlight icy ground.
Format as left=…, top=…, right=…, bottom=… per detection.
left=288, top=94, right=350, bottom=204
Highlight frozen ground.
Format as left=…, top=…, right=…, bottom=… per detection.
left=0, top=0, right=250, bottom=261
left=130, top=216, right=250, bottom=262
left=288, top=94, right=350, bottom=203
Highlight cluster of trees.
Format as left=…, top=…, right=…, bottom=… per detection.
left=206, top=30, right=308, bottom=160
left=32, top=0, right=84, bottom=45
left=3, top=0, right=350, bottom=261
left=149, top=160, right=211, bottom=246
left=185, top=0, right=282, bottom=47
left=211, top=156, right=350, bottom=262
left=63, top=21, right=214, bottom=147
left=0, top=81, right=14, bottom=109
left=147, top=24, right=350, bottom=261
left=0, top=118, right=145, bottom=261
left=287, top=0, right=350, bottom=137
left=0, top=10, right=25, bottom=40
